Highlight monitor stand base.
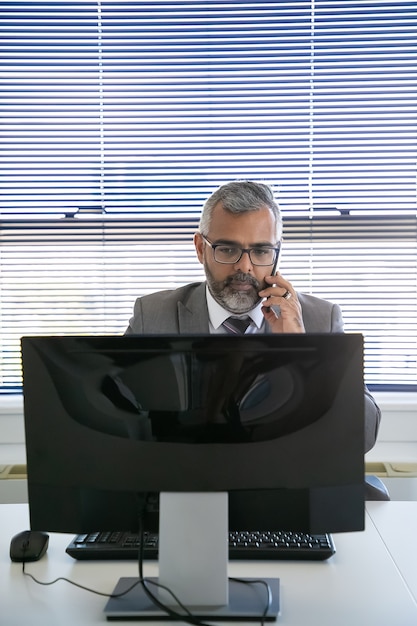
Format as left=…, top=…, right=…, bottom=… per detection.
left=104, top=576, right=280, bottom=621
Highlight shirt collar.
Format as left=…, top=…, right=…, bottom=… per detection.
left=205, top=284, right=265, bottom=330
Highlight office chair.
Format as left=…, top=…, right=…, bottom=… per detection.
left=365, top=475, right=390, bottom=501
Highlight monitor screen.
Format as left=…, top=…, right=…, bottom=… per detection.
left=21, top=333, right=365, bottom=536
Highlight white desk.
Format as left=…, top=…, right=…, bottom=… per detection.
left=1, top=503, right=417, bottom=626
left=366, top=501, right=417, bottom=604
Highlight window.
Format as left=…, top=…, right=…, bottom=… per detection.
left=1, top=1, right=416, bottom=391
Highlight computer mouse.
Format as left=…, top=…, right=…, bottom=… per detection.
left=10, top=529, right=49, bottom=562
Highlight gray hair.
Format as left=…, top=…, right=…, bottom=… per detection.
left=198, top=180, right=281, bottom=237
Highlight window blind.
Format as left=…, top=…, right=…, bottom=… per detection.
left=1, top=214, right=416, bottom=390
left=0, top=1, right=416, bottom=391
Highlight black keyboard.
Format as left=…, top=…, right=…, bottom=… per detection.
left=66, top=530, right=335, bottom=561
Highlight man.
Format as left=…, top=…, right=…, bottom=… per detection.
left=126, top=179, right=380, bottom=452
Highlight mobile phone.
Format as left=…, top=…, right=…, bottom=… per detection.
left=262, top=247, right=281, bottom=311
left=270, top=245, right=281, bottom=279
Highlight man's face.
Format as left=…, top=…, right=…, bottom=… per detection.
left=194, top=202, right=280, bottom=314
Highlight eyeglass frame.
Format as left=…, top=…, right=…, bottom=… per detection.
left=201, top=235, right=281, bottom=266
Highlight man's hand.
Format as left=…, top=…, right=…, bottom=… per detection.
left=259, top=273, right=305, bottom=333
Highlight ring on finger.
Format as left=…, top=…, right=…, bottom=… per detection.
left=282, top=289, right=292, bottom=300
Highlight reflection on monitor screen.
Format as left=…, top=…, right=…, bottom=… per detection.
left=21, top=334, right=365, bottom=621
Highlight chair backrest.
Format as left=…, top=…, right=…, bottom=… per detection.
left=365, top=475, right=390, bottom=501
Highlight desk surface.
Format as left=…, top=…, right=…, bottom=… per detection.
left=1, top=502, right=417, bottom=626
left=366, top=501, right=417, bottom=604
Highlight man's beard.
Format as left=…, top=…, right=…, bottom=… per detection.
left=205, top=263, right=265, bottom=314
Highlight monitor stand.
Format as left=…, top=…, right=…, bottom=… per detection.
left=104, top=492, right=280, bottom=621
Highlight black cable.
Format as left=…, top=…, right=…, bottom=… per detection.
left=22, top=560, right=141, bottom=598
left=23, top=560, right=272, bottom=625
left=20, top=496, right=273, bottom=625
left=137, top=513, right=210, bottom=625
left=136, top=513, right=273, bottom=626
left=230, top=577, right=272, bottom=626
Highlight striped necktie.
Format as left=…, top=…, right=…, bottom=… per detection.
left=222, top=316, right=251, bottom=335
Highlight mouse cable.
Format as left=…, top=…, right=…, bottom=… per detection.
left=21, top=559, right=142, bottom=598
left=20, top=492, right=151, bottom=598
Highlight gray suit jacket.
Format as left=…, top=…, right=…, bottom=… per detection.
left=126, top=282, right=344, bottom=334
left=126, top=282, right=380, bottom=451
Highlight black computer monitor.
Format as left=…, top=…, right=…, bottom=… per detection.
left=21, top=334, right=365, bottom=620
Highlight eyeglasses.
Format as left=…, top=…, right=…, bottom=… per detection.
left=202, top=236, right=280, bottom=266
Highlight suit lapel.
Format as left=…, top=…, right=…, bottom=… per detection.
left=177, top=283, right=210, bottom=333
